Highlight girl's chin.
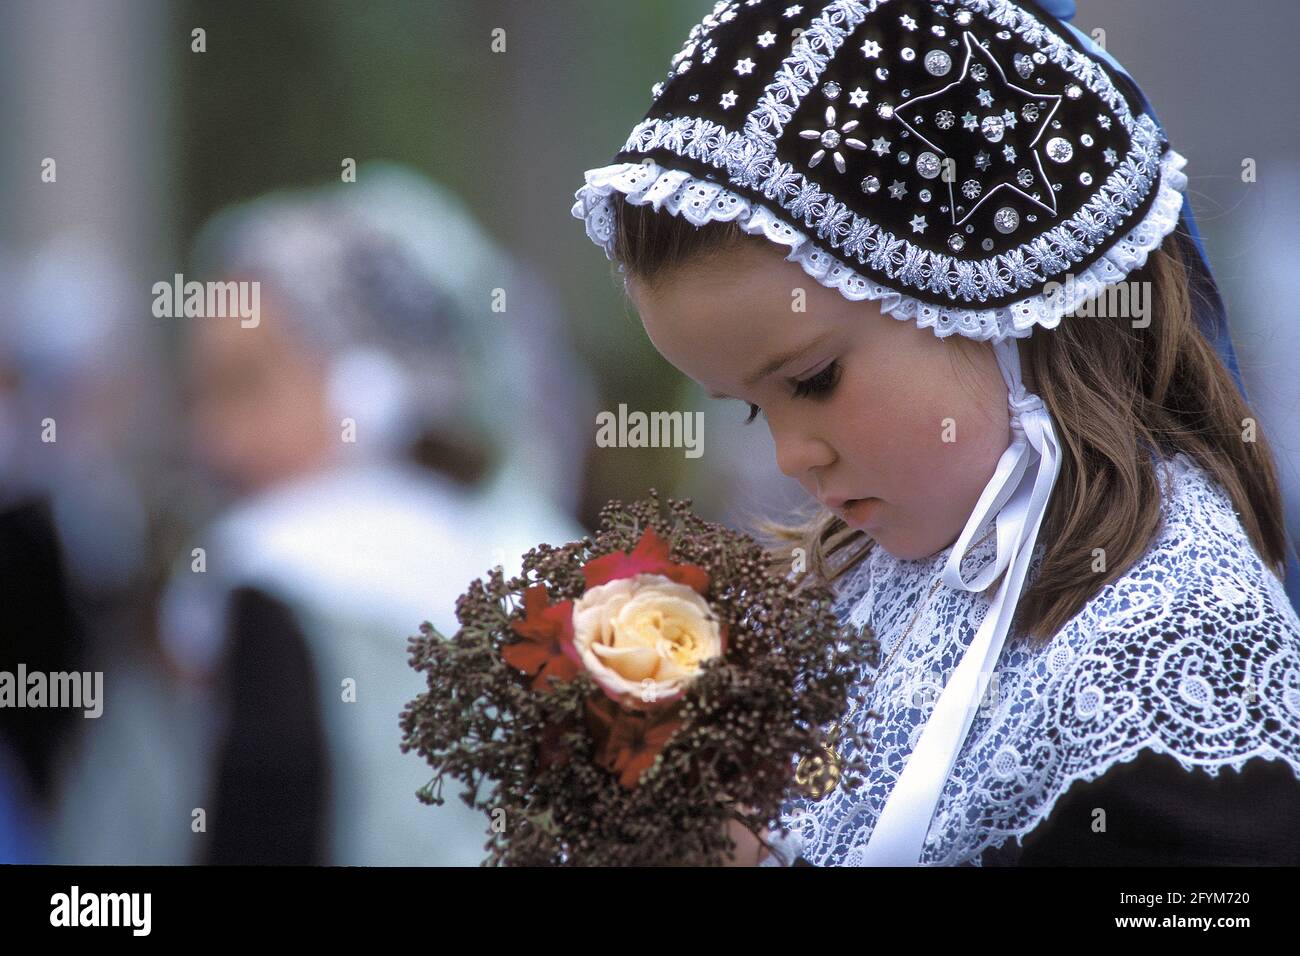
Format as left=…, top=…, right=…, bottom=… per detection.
left=870, top=526, right=952, bottom=562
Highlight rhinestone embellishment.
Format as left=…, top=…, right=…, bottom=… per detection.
left=924, top=50, right=952, bottom=76
left=1046, top=137, right=1074, bottom=163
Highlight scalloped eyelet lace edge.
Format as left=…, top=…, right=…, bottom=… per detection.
left=571, top=150, right=1188, bottom=343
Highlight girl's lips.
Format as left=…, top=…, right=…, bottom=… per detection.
left=841, top=497, right=882, bottom=529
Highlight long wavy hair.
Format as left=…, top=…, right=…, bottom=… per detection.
left=609, top=192, right=1290, bottom=643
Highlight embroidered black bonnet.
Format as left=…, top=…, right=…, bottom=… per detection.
left=572, top=0, right=1188, bottom=342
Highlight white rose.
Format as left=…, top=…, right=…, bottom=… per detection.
left=571, top=572, right=724, bottom=706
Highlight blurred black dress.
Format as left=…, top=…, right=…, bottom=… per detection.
left=0, top=497, right=85, bottom=810
left=204, top=586, right=330, bottom=865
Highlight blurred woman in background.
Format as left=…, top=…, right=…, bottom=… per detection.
left=52, top=164, right=595, bottom=865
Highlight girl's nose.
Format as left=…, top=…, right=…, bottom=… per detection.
left=770, top=417, right=835, bottom=481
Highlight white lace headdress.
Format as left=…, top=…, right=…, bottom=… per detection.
left=571, top=0, right=1188, bottom=865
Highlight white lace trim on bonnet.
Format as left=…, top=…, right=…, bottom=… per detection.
left=571, top=148, right=1187, bottom=344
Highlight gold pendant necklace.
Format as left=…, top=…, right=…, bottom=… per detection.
left=795, top=526, right=997, bottom=799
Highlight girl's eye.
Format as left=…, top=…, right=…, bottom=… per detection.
left=740, top=360, right=841, bottom=426
left=792, top=359, right=841, bottom=400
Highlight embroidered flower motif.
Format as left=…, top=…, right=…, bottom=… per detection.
left=799, top=105, right=868, bottom=173
left=990, top=745, right=1022, bottom=781
left=788, top=179, right=826, bottom=220
left=1176, top=670, right=1214, bottom=711
left=1073, top=685, right=1103, bottom=720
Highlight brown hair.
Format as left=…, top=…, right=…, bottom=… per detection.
left=609, top=192, right=1291, bottom=643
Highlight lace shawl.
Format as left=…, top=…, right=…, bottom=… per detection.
left=772, top=452, right=1300, bottom=866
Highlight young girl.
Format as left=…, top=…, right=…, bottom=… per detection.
left=571, top=0, right=1300, bottom=865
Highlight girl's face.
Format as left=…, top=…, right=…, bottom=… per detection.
left=627, top=241, right=1011, bottom=560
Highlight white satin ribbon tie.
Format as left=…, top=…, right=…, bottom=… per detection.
left=858, top=339, right=1062, bottom=866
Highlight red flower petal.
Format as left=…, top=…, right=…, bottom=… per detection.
left=643, top=716, right=682, bottom=752
left=541, top=717, right=581, bottom=773
left=531, top=651, right=580, bottom=692
left=502, top=587, right=578, bottom=692
left=501, top=640, right=552, bottom=675
left=580, top=526, right=711, bottom=595
left=593, top=704, right=684, bottom=790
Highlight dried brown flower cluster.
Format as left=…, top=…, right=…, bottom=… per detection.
left=399, top=491, right=878, bottom=865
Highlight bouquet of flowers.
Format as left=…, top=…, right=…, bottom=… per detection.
left=399, top=492, right=878, bottom=865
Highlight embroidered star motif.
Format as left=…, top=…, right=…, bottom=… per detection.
left=1103, top=147, right=1119, bottom=165
left=1098, top=114, right=1112, bottom=130
left=734, top=57, right=756, bottom=76
left=900, top=14, right=917, bottom=30
left=861, top=38, right=882, bottom=58
left=888, top=179, right=908, bottom=199
left=872, top=136, right=892, bottom=156
left=910, top=214, right=927, bottom=233
left=757, top=31, right=777, bottom=48
left=893, top=30, right=1065, bottom=226
left=849, top=87, right=870, bottom=108
left=702, top=46, right=717, bottom=63
left=720, top=90, right=739, bottom=109
left=783, top=4, right=802, bottom=17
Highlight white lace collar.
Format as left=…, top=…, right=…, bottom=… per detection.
left=778, top=452, right=1300, bottom=865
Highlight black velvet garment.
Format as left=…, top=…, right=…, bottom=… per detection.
left=205, top=586, right=330, bottom=865
left=976, top=750, right=1300, bottom=866
left=0, top=496, right=86, bottom=806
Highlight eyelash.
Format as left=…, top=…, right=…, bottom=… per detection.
left=743, top=359, right=842, bottom=425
